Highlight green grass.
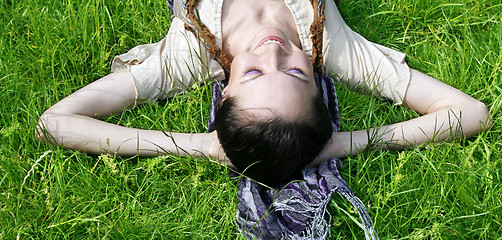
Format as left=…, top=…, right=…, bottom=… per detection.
left=0, top=0, right=500, bottom=238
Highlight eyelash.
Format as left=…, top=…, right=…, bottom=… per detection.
left=244, top=67, right=263, bottom=75
left=243, top=67, right=305, bottom=75
left=287, top=68, right=304, bottom=74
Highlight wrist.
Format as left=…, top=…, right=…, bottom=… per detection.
left=310, top=132, right=342, bottom=167
left=202, top=131, right=230, bottom=166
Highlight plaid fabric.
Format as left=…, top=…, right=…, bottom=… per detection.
left=209, top=76, right=378, bottom=240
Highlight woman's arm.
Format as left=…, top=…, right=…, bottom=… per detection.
left=36, top=70, right=229, bottom=164
left=311, top=69, right=492, bottom=166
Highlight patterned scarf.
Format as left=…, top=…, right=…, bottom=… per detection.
left=208, top=75, right=378, bottom=240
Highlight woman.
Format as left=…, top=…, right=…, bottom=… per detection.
left=36, top=0, right=491, bottom=185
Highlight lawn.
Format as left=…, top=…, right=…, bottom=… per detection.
left=1, top=0, right=501, bottom=239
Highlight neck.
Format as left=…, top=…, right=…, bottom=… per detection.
left=221, top=0, right=301, bottom=60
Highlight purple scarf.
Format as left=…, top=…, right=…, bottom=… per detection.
left=208, top=75, right=378, bottom=239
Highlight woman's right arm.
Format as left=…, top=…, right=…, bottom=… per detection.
left=311, top=69, right=492, bottom=166
left=36, top=69, right=228, bottom=162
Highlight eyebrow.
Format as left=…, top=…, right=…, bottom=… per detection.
left=240, top=72, right=310, bottom=84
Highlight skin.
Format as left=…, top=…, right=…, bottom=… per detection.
left=224, top=29, right=318, bottom=121
left=309, top=69, right=492, bottom=166
left=36, top=0, right=492, bottom=167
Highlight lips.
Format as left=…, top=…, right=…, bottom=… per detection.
left=254, top=36, right=287, bottom=50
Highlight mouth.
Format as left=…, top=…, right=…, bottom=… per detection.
left=254, top=36, right=287, bottom=50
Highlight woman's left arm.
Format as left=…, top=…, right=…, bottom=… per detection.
left=312, top=69, right=492, bottom=165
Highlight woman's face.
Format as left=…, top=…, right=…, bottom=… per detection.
left=224, top=28, right=318, bottom=120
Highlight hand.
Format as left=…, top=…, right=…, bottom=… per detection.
left=309, top=69, right=491, bottom=168
left=203, top=131, right=233, bottom=168
left=309, top=131, right=350, bottom=167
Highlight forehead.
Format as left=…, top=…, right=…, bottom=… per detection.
left=230, top=74, right=316, bottom=121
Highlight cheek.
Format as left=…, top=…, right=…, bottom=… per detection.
left=283, top=53, right=314, bottom=78
left=295, top=53, right=314, bottom=73
left=228, top=58, right=245, bottom=86
left=230, top=53, right=256, bottom=74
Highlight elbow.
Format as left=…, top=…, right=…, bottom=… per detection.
left=460, top=100, right=492, bottom=137
left=475, top=101, right=493, bottom=131
left=35, top=111, right=57, bottom=144
left=35, top=112, right=49, bottom=143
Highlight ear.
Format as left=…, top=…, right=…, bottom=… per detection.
left=221, top=87, right=229, bottom=102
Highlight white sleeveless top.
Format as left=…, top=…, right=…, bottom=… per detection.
left=112, top=0, right=410, bottom=104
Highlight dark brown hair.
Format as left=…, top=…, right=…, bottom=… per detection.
left=214, top=93, right=332, bottom=186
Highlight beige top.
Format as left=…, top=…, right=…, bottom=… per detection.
left=111, top=0, right=410, bottom=104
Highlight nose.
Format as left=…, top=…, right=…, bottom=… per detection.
left=256, top=43, right=289, bottom=69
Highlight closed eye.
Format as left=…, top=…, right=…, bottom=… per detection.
left=285, top=68, right=304, bottom=75
left=244, top=68, right=263, bottom=76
